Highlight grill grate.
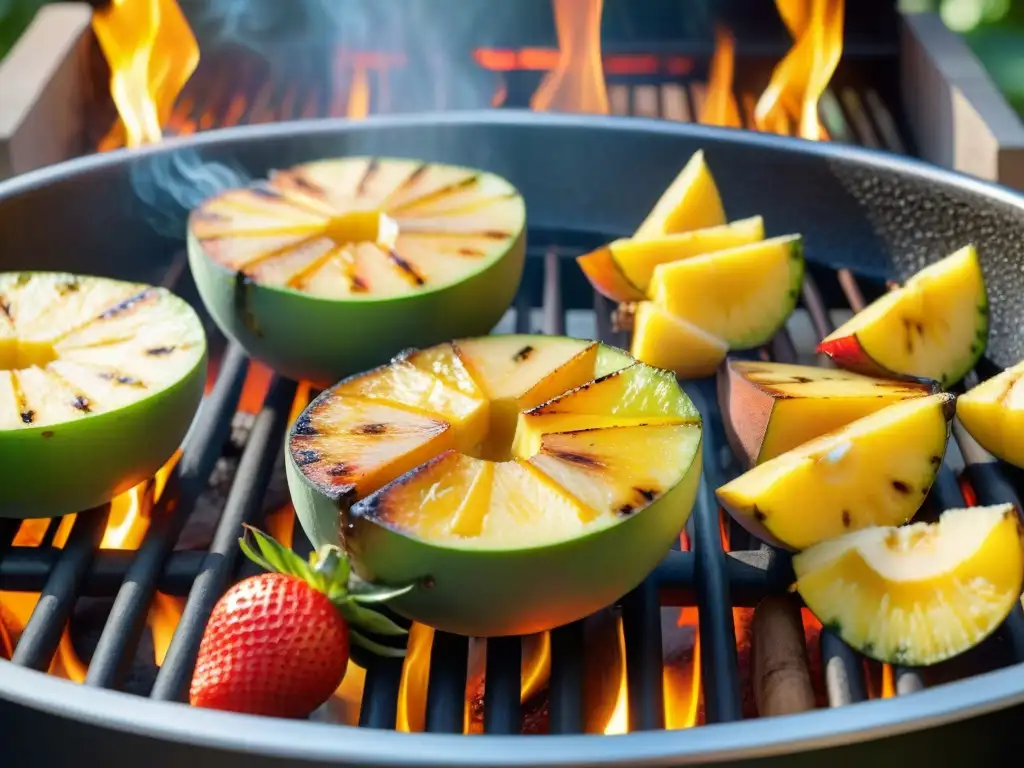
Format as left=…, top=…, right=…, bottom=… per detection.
left=3, top=72, right=1024, bottom=740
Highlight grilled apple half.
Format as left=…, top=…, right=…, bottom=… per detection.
left=718, top=360, right=939, bottom=466
left=0, top=272, right=206, bottom=518
left=957, top=360, right=1024, bottom=469
left=817, top=245, right=988, bottom=387
left=188, top=157, right=526, bottom=386
left=286, top=335, right=702, bottom=636
left=794, top=505, right=1024, bottom=666
left=717, top=393, right=954, bottom=551
left=649, top=235, right=804, bottom=350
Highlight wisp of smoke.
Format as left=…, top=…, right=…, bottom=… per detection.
left=129, top=149, right=251, bottom=239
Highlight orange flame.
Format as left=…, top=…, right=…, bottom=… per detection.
left=754, top=0, right=843, bottom=139
left=92, top=0, right=199, bottom=148
left=530, top=0, right=609, bottom=114
left=347, top=63, right=371, bottom=120
left=700, top=27, right=742, bottom=128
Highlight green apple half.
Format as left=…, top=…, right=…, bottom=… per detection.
left=0, top=272, right=206, bottom=518
left=187, top=157, right=527, bottom=387
left=285, top=334, right=702, bottom=637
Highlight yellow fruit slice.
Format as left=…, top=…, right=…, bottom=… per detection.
left=818, top=245, right=988, bottom=387
left=286, top=336, right=704, bottom=636
left=634, top=150, right=726, bottom=239
left=289, top=395, right=453, bottom=505
left=529, top=423, right=703, bottom=518
left=716, top=393, right=954, bottom=551
left=611, top=216, right=764, bottom=293
left=332, top=361, right=488, bottom=454
left=187, top=158, right=526, bottom=385
left=630, top=301, right=728, bottom=379
left=0, top=272, right=206, bottom=518
left=957, top=360, right=1024, bottom=469
left=577, top=248, right=646, bottom=303
left=650, top=235, right=804, bottom=349
left=793, top=505, right=1024, bottom=666
left=718, top=360, right=938, bottom=466
left=511, top=362, right=700, bottom=458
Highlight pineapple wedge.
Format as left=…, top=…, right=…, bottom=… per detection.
left=957, top=360, right=1024, bottom=469
left=0, top=272, right=206, bottom=518
left=794, top=505, right=1024, bottom=666
left=286, top=335, right=702, bottom=637
left=188, top=157, right=526, bottom=386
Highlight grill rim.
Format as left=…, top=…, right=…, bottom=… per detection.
left=1, top=111, right=1024, bottom=764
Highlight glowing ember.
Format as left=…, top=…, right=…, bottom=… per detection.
left=530, top=0, right=609, bottom=114
left=92, top=0, right=199, bottom=149
left=754, top=0, right=844, bottom=140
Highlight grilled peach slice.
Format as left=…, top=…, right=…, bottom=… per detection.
left=718, top=360, right=939, bottom=466
left=818, top=245, right=988, bottom=387
left=794, top=505, right=1024, bottom=666
left=957, top=360, right=1024, bottom=468
left=286, top=335, right=702, bottom=636
left=716, top=393, right=954, bottom=551
left=579, top=217, right=763, bottom=303
left=630, top=301, right=728, bottom=379
left=0, top=272, right=206, bottom=518
left=188, top=158, right=526, bottom=385
left=649, top=235, right=804, bottom=349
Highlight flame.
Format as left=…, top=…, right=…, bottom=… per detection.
left=753, top=0, right=843, bottom=139
left=347, top=63, right=371, bottom=120
left=530, top=0, right=609, bottom=114
left=700, top=27, right=742, bottom=128
left=92, top=0, right=199, bottom=148
left=880, top=663, right=896, bottom=698
left=601, top=617, right=629, bottom=734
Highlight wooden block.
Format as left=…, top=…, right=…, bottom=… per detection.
left=0, top=4, right=95, bottom=180
left=901, top=12, right=1024, bottom=191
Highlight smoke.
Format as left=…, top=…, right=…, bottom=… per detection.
left=129, top=149, right=251, bottom=239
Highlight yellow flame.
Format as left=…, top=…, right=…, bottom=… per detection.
left=700, top=27, right=742, bottom=128
left=92, top=0, right=199, bottom=148
left=530, top=0, right=609, bottom=114
left=347, top=63, right=371, bottom=120
left=601, top=618, right=629, bottom=734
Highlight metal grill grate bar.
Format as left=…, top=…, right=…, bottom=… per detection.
left=424, top=632, right=469, bottom=733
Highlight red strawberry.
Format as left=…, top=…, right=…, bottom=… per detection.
left=189, top=527, right=411, bottom=718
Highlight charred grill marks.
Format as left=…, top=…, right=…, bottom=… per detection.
left=146, top=346, right=175, bottom=356
left=98, top=289, right=156, bottom=320
left=513, top=345, right=534, bottom=362
left=388, top=251, right=426, bottom=286
left=548, top=449, right=602, bottom=468
left=891, top=480, right=911, bottom=495
left=354, top=423, right=387, bottom=435
left=293, top=414, right=318, bottom=436
left=294, top=449, right=321, bottom=466
left=356, top=158, right=380, bottom=197
left=71, top=395, right=91, bottom=413
left=20, top=410, right=34, bottom=424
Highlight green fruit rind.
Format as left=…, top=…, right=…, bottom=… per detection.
left=286, top=435, right=703, bottom=638
left=187, top=197, right=527, bottom=388
left=0, top=302, right=206, bottom=520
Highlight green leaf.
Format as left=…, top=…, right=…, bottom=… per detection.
left=238, top=536, right=275, bottom=573
left=247, top=527, right=308, bottom=578
left=314, top=544, right=351, bottom=591
left=349, top=628, right=407, bottom=659
left=349, top=581, right=416, bottom=604
left=340, top=601, right=408, bottom=637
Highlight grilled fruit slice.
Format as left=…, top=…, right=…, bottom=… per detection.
left=286, top=335, right=702, bottom=636
left=817, top=245, right=988, bottom=387
left=511, top=362, right=700, bottom=458
left=650, top=235, right=804, bottom=349
left=956, top=360, right=1024, bottom=468
left=794, top=505, right=1024, bottom=666
left=716, top=393, right=954, bottom=551
left=578, top=217, right=763, bottom=303
left=634, top=150, right=726, bottom=239
left=188, top=157, right=526, bottom=385
left=718, top=360, right=939, bottom=466
left=0, top=272, right=206, bottom=518
left=630, top=301, right=728, bottom=379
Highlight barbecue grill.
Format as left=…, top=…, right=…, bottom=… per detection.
left=0, top=111, right=1023, bottom=766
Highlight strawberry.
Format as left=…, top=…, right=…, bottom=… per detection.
left=189, top=527, right=411, bottom=718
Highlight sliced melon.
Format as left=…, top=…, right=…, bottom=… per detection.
left=511, top=362, right=700, bottom=458
left=716, top=393, right=954, bottom=551
left=286, top=335, right=703, bottom=636
left=956, top=360, right=1024, bottom=469
left=633, top=150, right=726, bottom=239
left=793, top=505, right=1024, bottom=666
left=817, top=245, right=988, bottom=387
left=718, top=360, right=939, bottom=466
left=0, top=272, right=206, bottom=518
left=630, top=301, right=729, bottom=379
left=649, top=235, right=804, bottom=349
left=187, top=157, right=526, bottom=385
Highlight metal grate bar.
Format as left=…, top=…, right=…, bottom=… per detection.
left=424, top=632, right=469, bottom=733
left=621, top=578, right=665, bottom=730
left=85, top=344, right=250, bottom=689
left=358, top=658, right=404, bottom=729
left=10, top=506, right=110, bottom=670
left=150, top=376, right=298, bottom=701
left=548, top=622, right=585, bottom=734
left=483, top=636, right=522, bottom=734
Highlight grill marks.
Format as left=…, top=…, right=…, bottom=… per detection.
left=355, top=157, right=381, bottom=198
left=387, top=251, right=426, bottom=286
